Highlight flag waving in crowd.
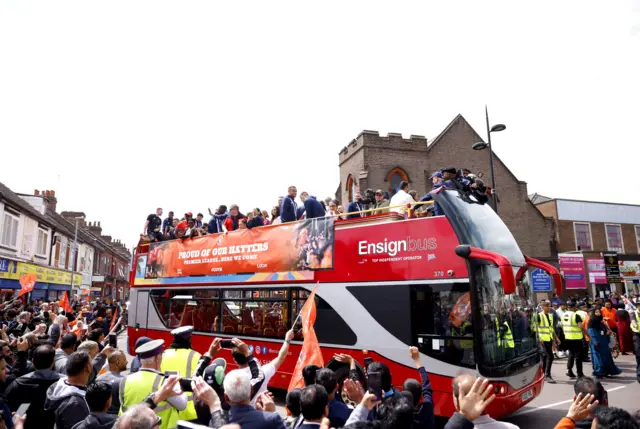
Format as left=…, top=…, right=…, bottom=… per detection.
left=288, top=283, right=324, bottom=391
left=58, top=291, right=73, bottom=313
left=16, top=273, right=37, bottom=298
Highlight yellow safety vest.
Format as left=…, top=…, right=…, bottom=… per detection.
left=160, top=348, right=201, bottom=421
left=453, top=321, right=473, bottom=349
left=119, top=369, right=180, bottom=429
left=495, top=318, right=515, bottom=348
left=576, top=310, right=588, bottom=321
left=537, top=312, right=553, bottom=342
left=631, top=310, right=640, bottom=334
left=562, top=311, right=583, bottom=340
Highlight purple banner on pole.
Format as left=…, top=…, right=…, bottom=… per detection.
left=559, top=254, right=587, bottom=289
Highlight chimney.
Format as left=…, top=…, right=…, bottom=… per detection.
left=34, top=189, right=39, bottom=196
left=44, top=189, right=57, bottom=213
left=102, top=235, right=112, bottom=243
left=88, top=221, right=103, bottom=236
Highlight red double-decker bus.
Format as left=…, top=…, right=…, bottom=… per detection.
left=127, top=189, right=561, bottom=418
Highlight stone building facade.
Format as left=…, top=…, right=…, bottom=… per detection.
left=337, top=114, right=555, bottom=260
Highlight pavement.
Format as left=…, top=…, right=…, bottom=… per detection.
left=117, top=333, right=639, bottom=428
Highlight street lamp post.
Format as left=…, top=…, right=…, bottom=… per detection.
left=69, top=217, right=82, bottom=298
left=472, top=105, right=506, bottom=214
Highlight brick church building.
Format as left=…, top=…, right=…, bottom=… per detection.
left=336, top=114, right=556, bottom=261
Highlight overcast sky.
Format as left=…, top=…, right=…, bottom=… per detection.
left=1, top=1, right=639, bottom=249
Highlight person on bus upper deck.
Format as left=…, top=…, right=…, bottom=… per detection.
left=302, top=195, right=326, bottom=220
left=160, top=325, right=202, bottom=421
left=280, top=186, right=299, bottom=223
left=224, top=205, right=247, bottom=231
left=346, top=191, right=365, bottom=218
left=144, top=208, right=164, bottom=242
left=389, top=181, right=415, bottom=215
left=419, top=172, right=446, bottom=216
left=162, top=211, right=174, bottom=235
left=207, top=205, right=229, bottom=234
left=297, top=192, right=309, bottom=219
left=373, top=189, right=390, bottom=214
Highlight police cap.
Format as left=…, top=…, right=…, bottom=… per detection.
left=136, top=339, right=165, bottom=359
left=171, top=325, right=194, bottom=338
left=567, top=299, right=577, bottom=308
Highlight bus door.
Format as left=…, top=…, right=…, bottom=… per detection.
left=134, top=290, right=150, bottom=336
left=411, top=282, right=475, bottom=369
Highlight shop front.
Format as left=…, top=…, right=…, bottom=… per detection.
left=0, top=257, right=82, bottom=302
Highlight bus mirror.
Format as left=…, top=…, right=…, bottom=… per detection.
left=524, top=256, right=562, bottom=296
left=455, top=245, right=517, bottom=294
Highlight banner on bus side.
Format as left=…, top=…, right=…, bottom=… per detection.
left=145, top=217, right=335, bottom=279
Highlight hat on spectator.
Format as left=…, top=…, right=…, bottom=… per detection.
left=171, top=325, right=194, bottom=339
left=203, top=358, right=227, bottom=388
left=441, top=167, right=457, bottom=175
left=136, top=339, right=164, bottom=359
left=375, top=189, right=384, bottom=195
left=430, top=171, right=443, bottom=179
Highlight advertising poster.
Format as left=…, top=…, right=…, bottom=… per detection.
left=559, top=254, right=587, bottom=289
left=146, top=217, right=334, bottom=278
left=619, top=260, right=640, bottom=279
left=603, top=252, right=622, bottom=283
left=587, top=258, right=607, bottom=284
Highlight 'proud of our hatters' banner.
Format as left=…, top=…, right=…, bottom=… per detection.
left=145, top=217, right=335, bottom=278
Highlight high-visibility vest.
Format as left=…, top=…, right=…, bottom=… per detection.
left=495, top=318, right=515, bottom=348
left=160, top=347, right=201, bottom=421
left=453, top=321, right=473, bottom=349
left=119, top=369, right=179, bottom=429
left=562, top=311, right=583, bottom=340
left=631, top=310, right=640, bottom=334
left=576, top=310, right=588, bottom=321
left=537, top=312, right=553, bottom=342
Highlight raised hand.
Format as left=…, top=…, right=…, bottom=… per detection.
left=457, top=377, right=496, bottom=421
left=566, top=393, right=598, bottom=422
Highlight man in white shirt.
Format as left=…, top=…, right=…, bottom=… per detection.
left=389, top=181, right=414, bottom=214
left=453, top=373, right=520, bottom=429
left=236, top=329, right=295, bottom=405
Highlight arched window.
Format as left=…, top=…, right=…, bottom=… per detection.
left=345, top=174, right=355, bottom=203
left=386, top=167, right=409, bottom=195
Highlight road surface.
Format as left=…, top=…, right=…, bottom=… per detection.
left=116, top=333, right=639, bottom=428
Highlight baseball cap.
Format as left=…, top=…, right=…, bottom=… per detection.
left=441, top=167, right=457, bottom=175
left=430, top=171, right=443, bottom=179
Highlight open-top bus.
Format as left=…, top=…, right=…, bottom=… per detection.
left=127, top=189, right=561, bottom=418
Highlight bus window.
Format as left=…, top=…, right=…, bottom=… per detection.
left=292, top=289, right=357, bottom=346
left=474, top=265, right=539, bottom=375
left=150, top=289, right=220, bottom=332
left=220, top=289, right=289, bottom=338
left=411, top=283, right=475, bottom=369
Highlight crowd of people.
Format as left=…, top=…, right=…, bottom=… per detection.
left=142, top=168, right=488, bottom=243
left=0, top=295, right=128, bottom=429
left=0, top=291, right=638, bottom=429
left=538, top=292, right=640, bottom=383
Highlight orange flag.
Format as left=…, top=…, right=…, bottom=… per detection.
left=59, top=292, right=73, bottom=314
left=287, top=283, right=324, bottom=391
left=110, top=309, right=118, bottom=331
left=17, top=274, right=37, bottom=298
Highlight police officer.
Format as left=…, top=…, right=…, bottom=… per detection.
left=562, top=300, right=589, bottom=378
left=119, top=339, right=187, bottom=429
left=538, top=300, right=558, bottom=383
left=160, top=326, right=202, bottom=421
left=631, top=300, right=640, bottom=383
left=577, top=301, right=591, bottom=363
